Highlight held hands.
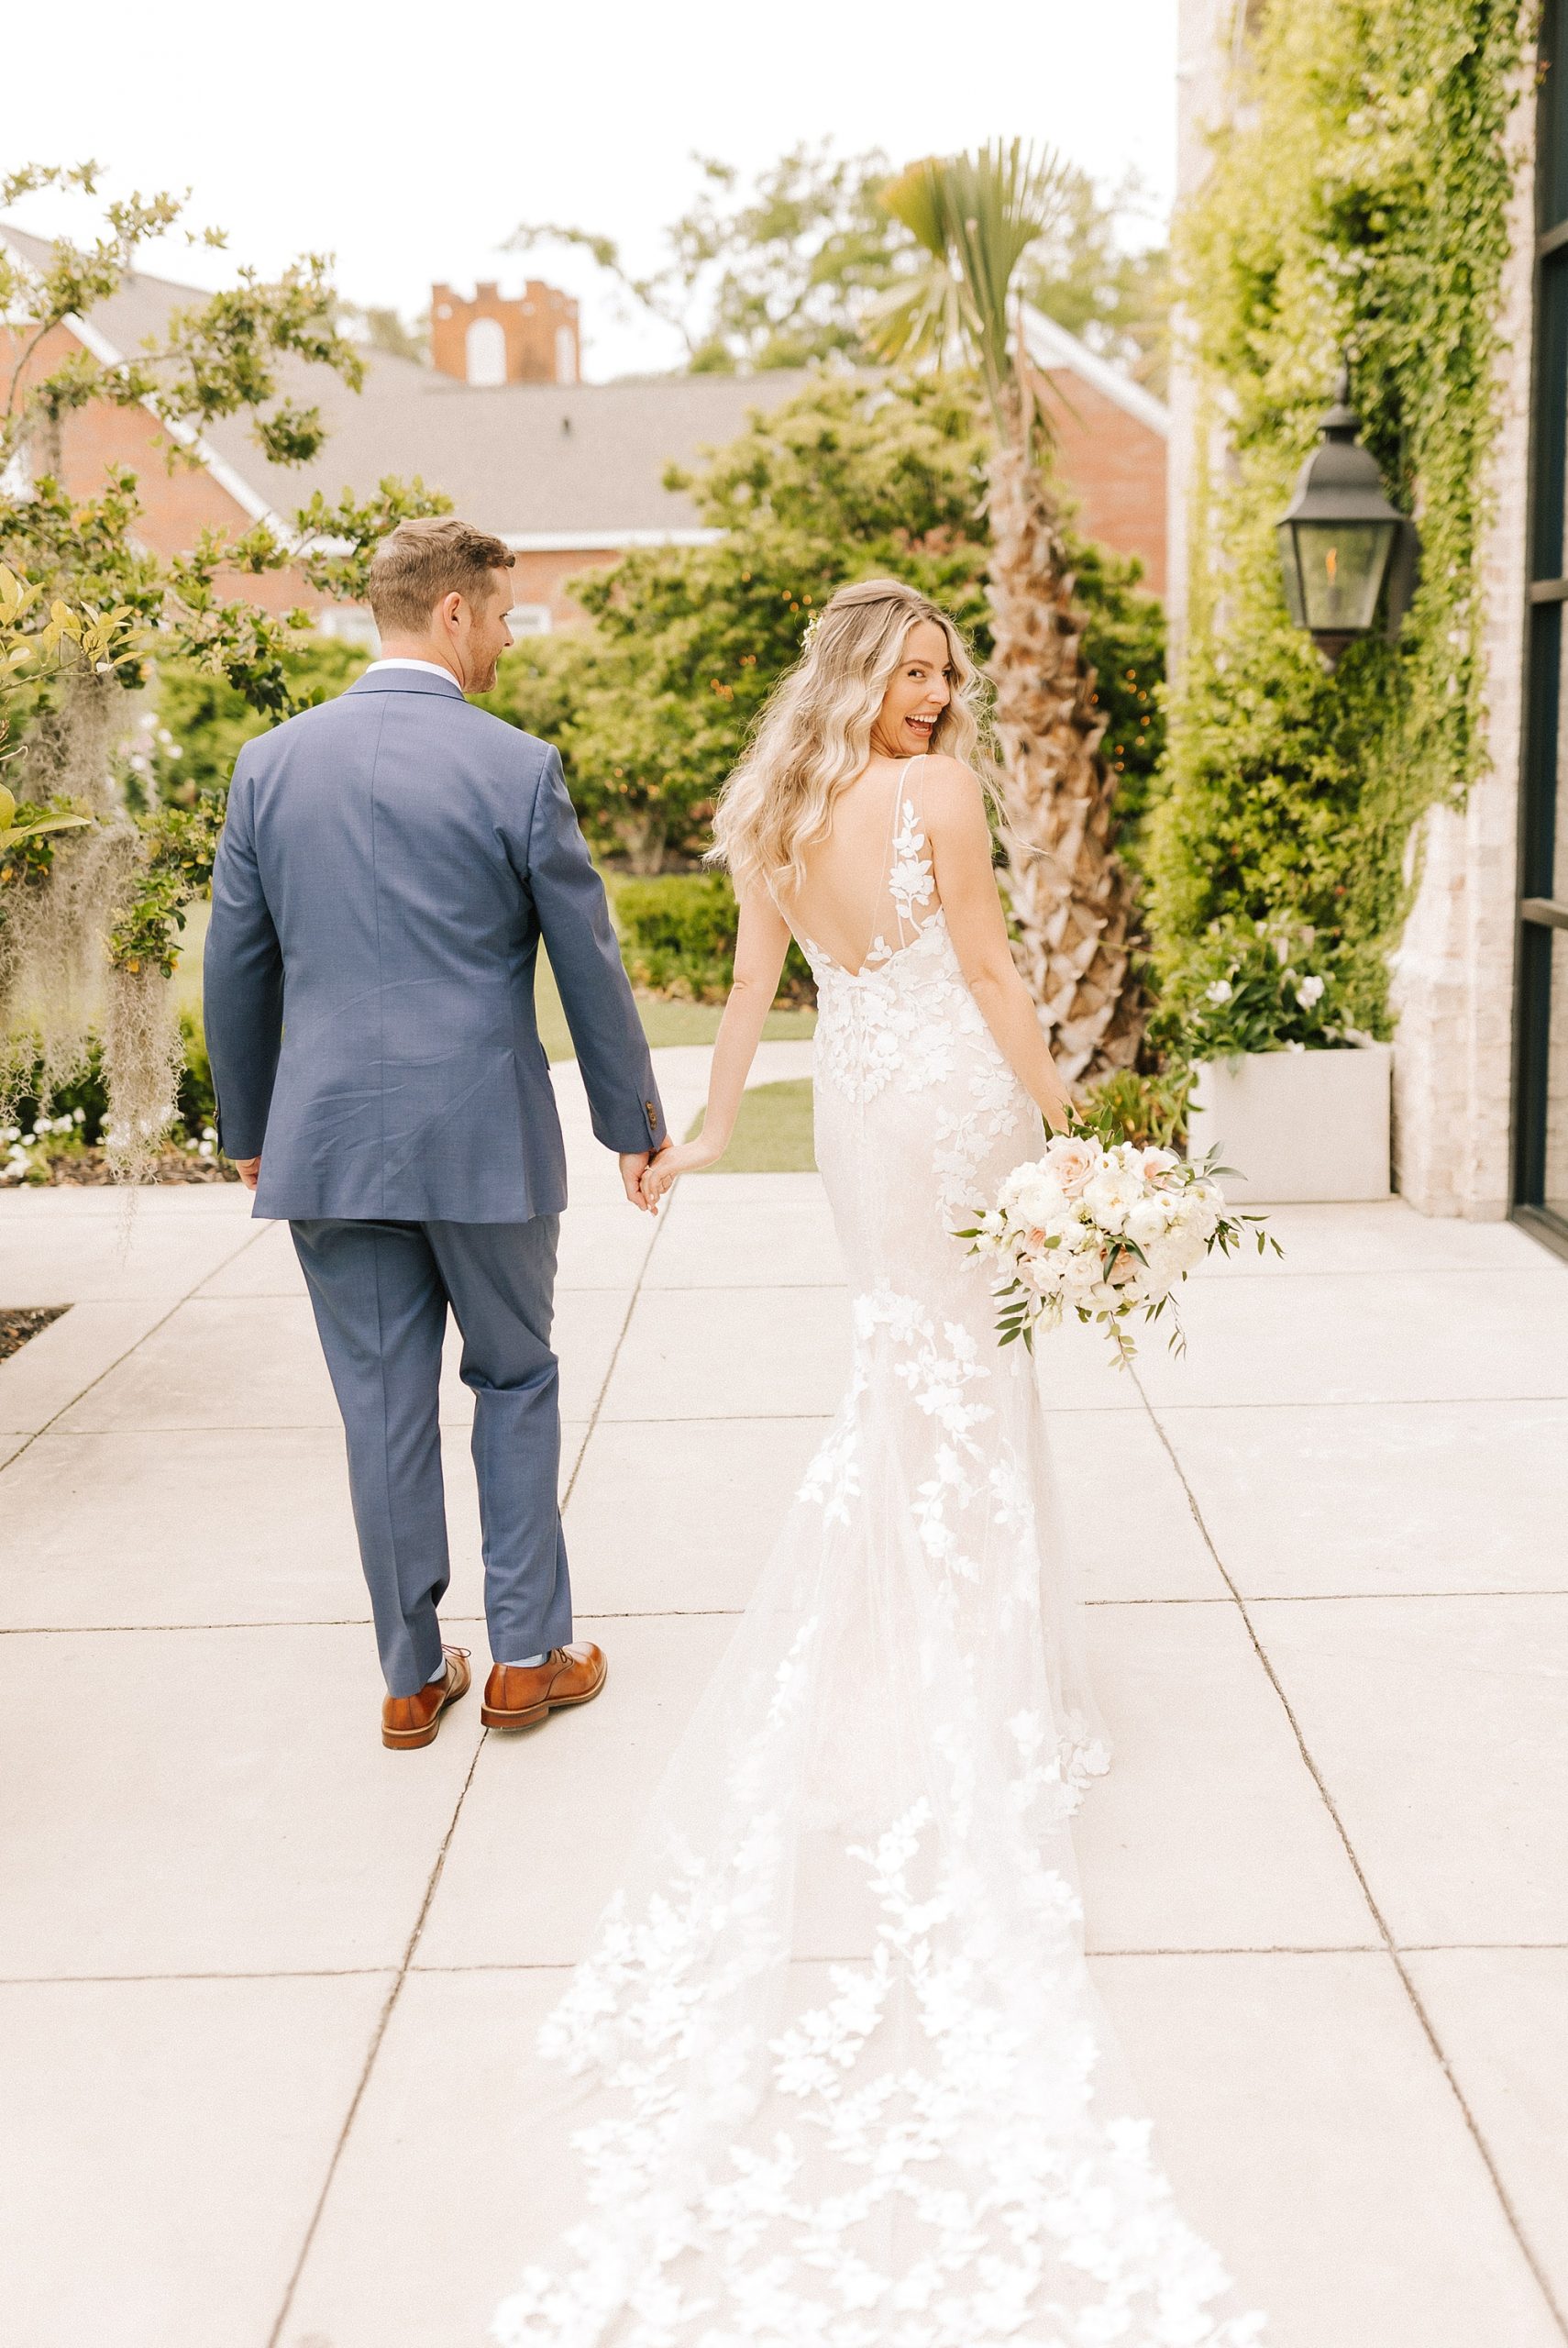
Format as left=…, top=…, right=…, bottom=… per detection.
left=639, top=1135, right=723, bottom=1209
left=619, top=1151, right=657, bottom=1212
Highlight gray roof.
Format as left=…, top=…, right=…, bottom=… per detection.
left=1, top=224, right=819, bottom=539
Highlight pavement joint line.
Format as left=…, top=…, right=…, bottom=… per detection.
left=265, top=1722, right=488, bottom=2348
left=0, top=1411, right=837, bottom=1432
left=0, top=1608, right=756, bottom=1634
left=562, top=1191, right=673, bottom=1515
left=12, top=1940, right=1568, bottom=1989
left=72, top=1394, right=1561, bottom=1419
left=1138, top=1375, right=1568, bottom=2342
left=1135, top=1391, right=1568, bottom=1411
left=9, top=1587, right=1564, bottom=1638
left=0, top=1218, right=275, bottom=1479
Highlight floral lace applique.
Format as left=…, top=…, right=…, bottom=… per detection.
left=885, top=794, right=935, bottom=936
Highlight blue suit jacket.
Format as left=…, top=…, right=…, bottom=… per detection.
left=203, top=667, right=667, bottom=1222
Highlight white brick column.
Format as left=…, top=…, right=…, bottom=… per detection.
left=1168, top=0, right=1241, bottom=671
left=1390, top=78, right=1536, bottom=1219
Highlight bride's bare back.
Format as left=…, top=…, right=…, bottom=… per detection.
left=774, top=754, right=943, bottom=977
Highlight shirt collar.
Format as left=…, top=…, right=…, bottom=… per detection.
left=361, top=657, right=460, bottom=682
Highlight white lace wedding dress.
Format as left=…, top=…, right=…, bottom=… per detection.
left=494, top=769, right=1264, bottom=2348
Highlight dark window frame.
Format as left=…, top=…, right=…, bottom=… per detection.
left=1513, top=0, right=1568, bottom=1262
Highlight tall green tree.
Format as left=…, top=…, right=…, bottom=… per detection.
left=484, top=371, right=1164, bottom=881
left=0, top=165, right=445, bottom=1168
left=486, top=372, right=989, bottom=868
left=512, top=146, right=903, bottom=372
left=511, top=143, right=1168, bottom=382
left=875, top=140, right=1146, bottom=1086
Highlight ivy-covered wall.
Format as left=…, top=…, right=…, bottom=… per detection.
left=1154, top=0, right=1534, bottom=1056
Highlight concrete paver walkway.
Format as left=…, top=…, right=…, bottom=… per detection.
left=2, top=1046, right=1566, bottom=2348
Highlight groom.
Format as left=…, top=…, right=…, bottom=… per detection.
left=204, top=516, right=668, bottom=1749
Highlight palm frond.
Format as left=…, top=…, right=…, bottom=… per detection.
left=877, top=140, right=1073, bottom=417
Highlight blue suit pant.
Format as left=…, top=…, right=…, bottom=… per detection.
left=291, top=1216, right=571, bottom=1696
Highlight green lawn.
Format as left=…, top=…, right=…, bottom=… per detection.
left=685, top=1078, right=816, bottom=1174
left=534, top=951, right=815, bottom=1059
left=170, top=900, right=816, bottom=1063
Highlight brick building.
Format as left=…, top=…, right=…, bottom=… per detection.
left=428, top=280, right=580, bottom=388
left=1, top=227, right=1167, bottom=643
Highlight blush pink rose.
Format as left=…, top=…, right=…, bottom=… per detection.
left=1044, top=1135, right=1099, bottom=1199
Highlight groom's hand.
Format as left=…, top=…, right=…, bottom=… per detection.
left=619, top=1150, right=654, bottom=1212
left=233, top=1155, right=260, bottom=1193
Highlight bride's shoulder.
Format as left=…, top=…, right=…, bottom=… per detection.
left=918, top=754, right=988, bottom=830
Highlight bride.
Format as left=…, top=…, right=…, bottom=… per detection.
left=494, top=580, right=1264, bottom=2346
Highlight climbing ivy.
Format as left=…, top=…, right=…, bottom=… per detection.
left=1151, top=0, right=1534, bottom=1049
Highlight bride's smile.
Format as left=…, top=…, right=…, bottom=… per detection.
left=869, top=616, right=955, bottom=758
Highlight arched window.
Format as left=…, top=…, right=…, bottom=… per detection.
left=465, top=316, right=507, bottom=388
left=555, top=324, right=577, bottom=385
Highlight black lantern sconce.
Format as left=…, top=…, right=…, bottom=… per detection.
left=1275, top=364, right=1419, bottom=670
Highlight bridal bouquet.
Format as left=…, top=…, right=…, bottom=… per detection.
left=956, top=1126, right=1275, bottom=1366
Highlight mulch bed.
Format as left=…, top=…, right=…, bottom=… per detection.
left=0, top=1305, right=68, bottom=1364
left=12, top=1146, right=240, bottom=1187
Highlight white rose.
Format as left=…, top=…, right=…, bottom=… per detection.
left=1124, top=1195, right=1173, bottom=1249
left=1062, top=1251, right=1101, bottom=1298
left=1297, top=974, right=1326, bottom=1009
left=1020, top=1174, right=1068, bottom=1229
left=1081, top=1173, right=1128, bottom=1233
left=1205, top=979, right=1233, bottom=1005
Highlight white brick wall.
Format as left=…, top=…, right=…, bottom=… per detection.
left=1167, top=0, right=1242, bottom=669
left=1389, top=71, right=1536, bottom=1219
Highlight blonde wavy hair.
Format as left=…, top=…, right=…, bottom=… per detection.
left=708, top=578, right=989, bottom=899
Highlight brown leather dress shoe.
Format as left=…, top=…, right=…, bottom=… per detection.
left=381, top=1647, right=471, bottom=1750
left=481, top=1643, right=607, bottom=1730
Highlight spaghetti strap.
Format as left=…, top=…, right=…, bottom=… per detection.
left=886, top=751, right=933, bottom=949
left=876, top=760, right=912, bottom=947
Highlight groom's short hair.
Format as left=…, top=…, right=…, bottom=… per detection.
left=367, top=516, right=515, bottom=634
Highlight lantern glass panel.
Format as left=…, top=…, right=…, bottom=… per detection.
left=1291, top=518, right=1397, bottom=635
left=1275, top=522, right=1307, bottom=626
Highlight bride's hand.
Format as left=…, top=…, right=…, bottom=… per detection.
left=640, top=1135, right=722, bottom=1206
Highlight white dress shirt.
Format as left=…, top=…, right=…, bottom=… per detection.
left=361, top=657, right=458, bottom=682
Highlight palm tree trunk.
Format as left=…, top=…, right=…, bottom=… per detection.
left=985, top=409, right=1144, bottom=1088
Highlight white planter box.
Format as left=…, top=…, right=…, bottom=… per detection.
left=1186, top=1043, right=1392, bottom=1203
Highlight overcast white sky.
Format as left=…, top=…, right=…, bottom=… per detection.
left=7, top=0, right=1178, bottom=379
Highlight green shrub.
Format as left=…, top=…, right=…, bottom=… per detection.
left=1077, top=1065, right=1193, bottom=1151
left=610, top=872, right=814, bottom=1005
left=1149, top=914, right=1362, bottom=1066
left=480, top=375, right=1165, bottom=880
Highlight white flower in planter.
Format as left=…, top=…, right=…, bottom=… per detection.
left=1205, top=979, right=1234, bottom=1004
left=1296, top=974, right=1327, bottom=1009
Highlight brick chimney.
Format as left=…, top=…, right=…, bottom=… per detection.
left=429, top=281, right=580, bottom=387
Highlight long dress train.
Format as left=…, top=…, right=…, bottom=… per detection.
left=494, top=774, right=1265, bottom=2347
